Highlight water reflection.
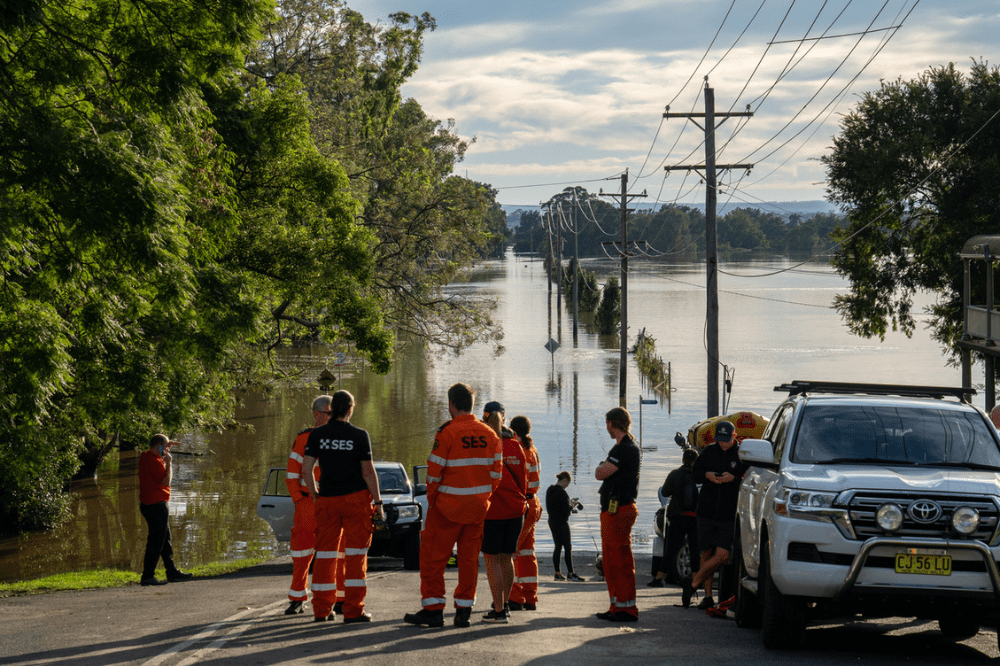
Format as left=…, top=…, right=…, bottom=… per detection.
left=1, top=251, right=981, bottom=582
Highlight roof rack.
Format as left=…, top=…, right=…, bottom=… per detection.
left=774, top=380, right=976, bottom=403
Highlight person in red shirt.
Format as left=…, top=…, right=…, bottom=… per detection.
left=138, top=434, right=192, bottom=586
left=479, top=402, right=528, bottom=624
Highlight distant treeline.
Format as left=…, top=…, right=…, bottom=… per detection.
left=505, top=188, right=845, bottom=259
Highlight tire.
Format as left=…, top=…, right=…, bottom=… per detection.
left=760, top=538, right=806, bottom=649
left=403, top=530, right=420, bottom=570
left=938, top=616, right=979, bottom=640
left=733, top=541, right=761, bottom=629
left=673, top=536, right=693, bottom=582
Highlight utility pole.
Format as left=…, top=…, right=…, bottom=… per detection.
left=600, top=171, right=647, bottom=408
left=664, top=81, right=753, bottom=418
left=571, top=192, right=580, bottom=344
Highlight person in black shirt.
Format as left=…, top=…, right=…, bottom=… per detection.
left=545, top=471, right=584, bottom=582
left=303, top=390, right=384, bottom=623
left=649, top=448, right=699, bottom=586
left=594, top=407, right=641, bottom=622
left=682, top=420, right=746, bottom=609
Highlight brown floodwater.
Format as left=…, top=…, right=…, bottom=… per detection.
left=0, top=253, right=976, bottom=583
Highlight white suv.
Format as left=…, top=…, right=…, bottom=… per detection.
left=734, top=381, right=1000, bottom=649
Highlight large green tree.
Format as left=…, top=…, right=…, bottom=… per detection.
left=244, top=0, right=504, bottom=353
left=822, top=61, right=1000, bottom=357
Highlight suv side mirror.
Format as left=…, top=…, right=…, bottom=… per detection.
left=739, top=438, right=777, bottom=469
left=413, top=484, right=427, bottom=497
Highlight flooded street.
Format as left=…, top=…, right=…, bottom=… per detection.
left=0, top=251, right=977, bottom=582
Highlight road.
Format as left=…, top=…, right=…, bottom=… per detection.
left=1, top=552, right=997, bottom=665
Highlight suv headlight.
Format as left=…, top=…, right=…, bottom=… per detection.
left=395, top=504, right=420, bottom=522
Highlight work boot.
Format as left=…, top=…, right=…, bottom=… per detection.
left=454, top=608, right=472, bottom=627
left=403, top=609, right=444, bottom=628
left=334, top=601, right=344, bottom=614
left=285, top=601, right=304, bottom=615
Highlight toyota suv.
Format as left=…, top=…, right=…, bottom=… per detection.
left=734, top=381, right=1000, bottom=649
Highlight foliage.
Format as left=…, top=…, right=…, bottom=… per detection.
left=595, top=276, right=621, bottom=335
left=0, top=0, right=279, bottom=528
left=244, top=0, right=505, bottom=353
left=822, top=61, right=1000, bottom=358
left=633, top=330, right=669, bottom=393
left=562, top=257, right=601, bottom=312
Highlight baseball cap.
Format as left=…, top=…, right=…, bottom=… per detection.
left=714, top=420, right=735, bottom=442
left=483, top=401, right=505, bottom=415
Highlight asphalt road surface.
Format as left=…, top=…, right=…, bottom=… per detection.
left=2, top=553, right=998, bottom=665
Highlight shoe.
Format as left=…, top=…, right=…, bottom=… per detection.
left=334, top=601, right=344, bottom=614
left=647, top=578, right=664, bottom=587
left=554, top=572, right=566, bottom=581
left=446, top=555, right=458, bottom=567
left=609, top=611, right=638, bottom=622
left=718, top=595, right=735, bottom=612
left=481, top=609, right=509, bottom=623
left=166, top=570, right=193, bottom=582
left=522, top=603, right=536, bottom=611
left=697, top=595, right=715, bottom=610
left=140, top=577, right=166, bottom=587
left=403, top=609, right=444, bottom=628
left=507, top=600, right=524, bottom=611
left=680, top=580, right=695, bottom=608
left=314, top=613, right=335, bottom=622
left=343, top=612, right=372, bottom=624
left=566, top=573, right=585, bottom=582
left=596, top=611, right=615, bottom=621
left=285, top=601, right=304, bottom=615
left=454, top=608, right=472, bottom=628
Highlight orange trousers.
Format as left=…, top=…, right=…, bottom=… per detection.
left=600, top=503, right=638, bottom=618
left=288, top=495, right=316, bottom=601
left=313, top=491, right=374, bottom=619
left=419, top=504, right=484, bottom=611
left=510, top=497, right=541, bottom=605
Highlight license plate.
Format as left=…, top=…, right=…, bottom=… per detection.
left=894, top=552, right=952, bottom=576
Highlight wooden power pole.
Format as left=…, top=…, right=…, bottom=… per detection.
left=664, top=82, right=753, bottom=418
left=601, top=171, right=647, bottom=408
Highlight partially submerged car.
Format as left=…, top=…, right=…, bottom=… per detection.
left=257, top=462, right=427, bottom=570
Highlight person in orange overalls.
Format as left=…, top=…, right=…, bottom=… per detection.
left=595, top=407, right=642, bottom=622
left=283, top=394, right=334, bottom=616
left=403, top=383, right=503, bottom=629
left=507, top=415, right=541, bottom=611
left=303, top=390, right=384, bottom=623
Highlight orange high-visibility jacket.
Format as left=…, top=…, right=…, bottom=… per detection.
left=285, top=428, right=319, bottom=502
left=524, top=444, right=540, bottom=497
left=426, top=414, right=503, bottom=525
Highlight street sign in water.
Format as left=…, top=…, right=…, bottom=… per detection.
left=544, top=338, right=560, bottom=354
left=641, top=398, right=657, bottom=405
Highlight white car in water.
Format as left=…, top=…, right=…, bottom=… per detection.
left=256, top=462, right=427, bottom=570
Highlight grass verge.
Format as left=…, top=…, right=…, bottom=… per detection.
left=0, top=556, right=271, bottom=597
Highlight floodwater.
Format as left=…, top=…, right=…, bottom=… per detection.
left=0, top=251, right=979, bottom=583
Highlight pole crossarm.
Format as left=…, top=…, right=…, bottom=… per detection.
left=664, top=164, right=754, bottom=171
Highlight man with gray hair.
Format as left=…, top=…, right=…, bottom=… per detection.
left=283, top=394, right=333, bottom=615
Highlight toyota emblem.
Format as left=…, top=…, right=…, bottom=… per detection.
left=907, top=500, right=942, bottom=524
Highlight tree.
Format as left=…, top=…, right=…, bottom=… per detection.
left=1, top=0, right=276, bottom=529
left=244, top=0, right=504, bottom=353
left=822, top=61, right=1000, bottom=357
left=595, top=277, right=621, bottom=335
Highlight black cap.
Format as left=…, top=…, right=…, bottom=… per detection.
left=714, top=420, right=735, bottom=442
left=483, top=401, right=505, bottom=415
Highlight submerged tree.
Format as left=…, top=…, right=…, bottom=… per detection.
left=595, top=277, right=622, bottom=335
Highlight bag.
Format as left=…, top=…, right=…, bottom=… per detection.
left=678, top=475, right=698, bottom=513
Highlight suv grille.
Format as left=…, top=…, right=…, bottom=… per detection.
left=846, top=492, right=999, bottom=542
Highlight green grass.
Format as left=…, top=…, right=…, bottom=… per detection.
left=0, top=556, right=271, bottom=597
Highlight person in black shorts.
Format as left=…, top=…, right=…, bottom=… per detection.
left=682, top=420, right=746, bottom=609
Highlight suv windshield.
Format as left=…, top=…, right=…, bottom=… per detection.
left=789, top=404, right=1000, bottom=468
left=376, top=467, right=409, bottom=494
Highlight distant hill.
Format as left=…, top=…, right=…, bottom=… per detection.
left=502, top=200, right=839, bottom=228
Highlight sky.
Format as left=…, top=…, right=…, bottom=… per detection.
left=348, top=0, right=1000, bottom=209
